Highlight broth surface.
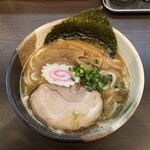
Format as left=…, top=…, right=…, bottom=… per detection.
left=20, top=39, right=131, bottom=131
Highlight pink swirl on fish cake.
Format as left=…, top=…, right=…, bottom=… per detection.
left=49, top=70, right=72, bottom=82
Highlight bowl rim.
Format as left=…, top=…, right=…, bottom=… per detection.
left=6, top=19, right=145, bottom=142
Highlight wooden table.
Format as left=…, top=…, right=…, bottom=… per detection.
left=0, top=0, right=150, bottom=149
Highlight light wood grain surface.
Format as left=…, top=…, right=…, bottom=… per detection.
left=0, top=0, right=150, bottom=149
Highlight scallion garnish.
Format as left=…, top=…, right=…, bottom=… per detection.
left=85, top=60, right=91, bottom=65
left=73, top=111, right=79, bottom=118
left=95, top=59, right=99, bottom=64
left=68, top=64, right=113, bottom=93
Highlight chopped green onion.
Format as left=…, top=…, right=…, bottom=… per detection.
left=92, top=83, right=97, bottom=90
left=95, top=78, right=99, bottom=82
left=101, top=74, right=112, bottom=86
left=114, top=81, right=129, bottom=93
left=87, top=82, right=92, bottom=86
left=80, top=64, right=84, bottom=68
left=72, top=71, right=76, bottom=76
left=69, top=64, right=113, bottom=93
left=85, top=74, right=90, bottom=81
left=95, top=74, right=100, bottom=78
left=80, top=78, right=87, bottom=85
left=69, top=67, right=73, bottom=71
left=83, top=67, right=87, bottom=71
left=85, top=60, right=91, bottom=65
left=97, top=82, right=103, bottom=92
left=73, top=111, right=79, bottom=118
left=86, top=86, right=93, bottom=92
left=76, top=72, right=80, bottom=77
left=79, top=69, right=84, bottom=74
left=98, top=81, right=103, bottom=89
left=95, top=59, right=99, bottom=64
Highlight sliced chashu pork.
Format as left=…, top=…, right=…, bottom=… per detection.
left=29, top=83, right=103, bottom=131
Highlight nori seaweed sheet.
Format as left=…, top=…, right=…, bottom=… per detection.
left=44, top=8, right=117, bottom=58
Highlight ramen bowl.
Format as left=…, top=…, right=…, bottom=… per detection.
left=6, top=19, right=144, bottom=142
